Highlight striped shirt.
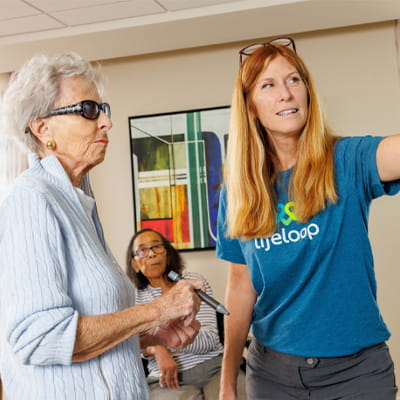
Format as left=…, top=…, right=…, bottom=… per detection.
left=135, top=272, right=223, bottom=376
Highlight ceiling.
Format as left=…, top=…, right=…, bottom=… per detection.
left=1, top=0, right=400, bottom=73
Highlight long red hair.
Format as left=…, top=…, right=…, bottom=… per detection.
left=225, top=43, right=338, bottom=239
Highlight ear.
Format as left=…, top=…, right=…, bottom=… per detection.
left=131, top=257, right=140, bottom=273
left=29, top=118, right=51, bottom=145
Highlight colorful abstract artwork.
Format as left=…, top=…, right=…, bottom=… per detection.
left=129, top=106, right=230, bottom=250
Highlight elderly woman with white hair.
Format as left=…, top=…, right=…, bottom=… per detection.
left=0, top=52, right=203, bottom=400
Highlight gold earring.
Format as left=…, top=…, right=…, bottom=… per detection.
left=46, top=140, right=56, bottom=150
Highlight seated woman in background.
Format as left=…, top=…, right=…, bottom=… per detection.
left=126, top=228, right=245, bottom=400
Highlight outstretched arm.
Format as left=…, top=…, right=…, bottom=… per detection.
left=376, top=135, right=400, bottom=181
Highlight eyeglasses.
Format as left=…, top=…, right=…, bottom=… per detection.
left=48, top=100, right=111, bottom=120
left=24, top=100, right=111, bottom=134
left=239, top=37, right=296, bottom=67
left=134, top=244, right=166, bottom=259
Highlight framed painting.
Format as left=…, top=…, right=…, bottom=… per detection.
left=129, top=106, right=230, bottom=251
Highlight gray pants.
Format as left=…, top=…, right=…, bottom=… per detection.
left=246, top=340, right=397, bottom=399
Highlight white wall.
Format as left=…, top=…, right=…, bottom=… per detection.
left=90, top=21, right=400, bottom=375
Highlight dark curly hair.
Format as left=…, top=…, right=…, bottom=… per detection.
left=126, top=228, right=185, bottom=290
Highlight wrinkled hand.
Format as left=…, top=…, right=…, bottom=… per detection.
left=152, top=319, right=201, bottom=349
left=153, top=346, right=179, bottom=389
left=153, top=278, right=203, bottom=326
left=142, top=278, right=203, bottom=349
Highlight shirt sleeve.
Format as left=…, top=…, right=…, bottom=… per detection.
left=337, top=135, right=400, bottom=200
left=215, top=185, right=246, bottom=264
left=0, top=188, right=79, bottom=366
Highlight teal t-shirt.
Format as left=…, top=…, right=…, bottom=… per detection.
left=216, top=136, right=400, bottom=357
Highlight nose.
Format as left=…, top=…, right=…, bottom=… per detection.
left=99, top=111, right=112, bottom=130
left=147, top=248, right=157, bottom=258
left=278, top=82, right=293, bottom=101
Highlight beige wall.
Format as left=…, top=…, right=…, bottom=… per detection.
left=0, top=18, right=399, bottom=400
left=90, top=21, right=400, bottom=375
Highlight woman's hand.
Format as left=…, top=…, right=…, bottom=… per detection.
left=151, top=346, right=179, bottom=389
left=139, top=278, right=203, bottom=350
left=148, top=319, right=201, bottom=349
left=73, top=278, right=203, bottom=362
left=152, top=278, right=204, bottom=326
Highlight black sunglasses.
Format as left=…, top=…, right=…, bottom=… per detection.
left=239, top=37, right=296, bottom=67
left=48, top=100, right=111, bottom=120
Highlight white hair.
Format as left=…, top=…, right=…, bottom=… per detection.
left=0, top=52, right=105, bottom=203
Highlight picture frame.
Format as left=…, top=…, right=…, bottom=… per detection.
left=129, top=106, right=230, bottom=251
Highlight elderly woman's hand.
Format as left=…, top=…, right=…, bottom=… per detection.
left=155, top=278, right=204, bottom=326
left=140, top=278, right=204, bottom=349
left=152, top=318, right=201, bottom=349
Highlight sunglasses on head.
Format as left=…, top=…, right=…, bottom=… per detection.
left=48, top=100, right=111, bottom=120
left=239, top=37, right=296, bottom=67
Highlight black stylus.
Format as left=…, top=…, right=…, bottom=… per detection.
left=168, top=271, right=230, bottom=315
